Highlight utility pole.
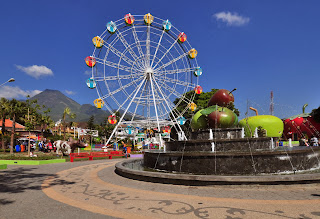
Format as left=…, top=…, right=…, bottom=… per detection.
left=270, top=91, right=274, bottom=115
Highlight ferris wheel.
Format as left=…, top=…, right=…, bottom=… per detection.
left=85, top=13, right=203, bottom=142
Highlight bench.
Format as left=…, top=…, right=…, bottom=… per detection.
left=70, top=151, right=125, bottom=162
left=70, top=152, right=93, bottom=162
left=90, top=152, right=110, bottom=159
left=108, top=151, right=125, bottom=159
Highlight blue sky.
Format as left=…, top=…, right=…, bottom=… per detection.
left=0, top=0, right=319, bottom=120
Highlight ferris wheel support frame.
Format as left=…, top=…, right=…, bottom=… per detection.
left=105, top=76, right=147, bottom=147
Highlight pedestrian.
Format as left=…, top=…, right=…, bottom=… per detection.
left=310, top=136, right=319, bottom=146
left=113, top=141, right=118, bottom=151
left=48, top=140, right=53, bottom=152
left=299, top=137, right=309, bottom=146
left=38, top=141, right=43, bottom=151
left=122, top=141, right=127, bottom=158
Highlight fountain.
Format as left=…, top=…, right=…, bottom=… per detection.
left=115, top=89, right=320, bottom=184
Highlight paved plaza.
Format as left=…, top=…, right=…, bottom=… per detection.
left=1, top=158, right=320, bottom=218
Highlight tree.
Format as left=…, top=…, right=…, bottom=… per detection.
left=25, top=95, right=41, bottom=155
left=173, top=89, right=240, bottom=120
left=87, top=115, right=95, bottom=130
left=62, top=107, right=76, bottom=141
left=311, top=106, right=320, bottom=123
left=8, top=99, right=26, bottom=154
left=0, top=98, right=9, bottom=151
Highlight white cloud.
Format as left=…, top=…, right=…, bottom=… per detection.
left=16, top=65, right=54, bottom=79
left=214, top=11, right=250, bottom=26
left=0, top=86, right=41, bottom=99
left=65, top=90, right=76, bottom=95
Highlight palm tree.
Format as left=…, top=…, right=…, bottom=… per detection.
left=62, top=107, right=76, bottom=141
left=25, top=95, right=40, bottom=155
left=38, top=109, right=53, bottom=140
left=8, top=99, right=26, bottom=154
left=0, top=98, right=9, bottom=151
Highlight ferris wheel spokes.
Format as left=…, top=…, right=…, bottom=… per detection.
left=160, top=77, right=194, bottom=88
left=100, top=76, right=144, bottom=100
left=151, top=76, right=187, bottom=140
left=95, top=57, right=142, bottom=74
left=94, top=73, right=144, bottom=81
left=154, top=51, right=189, bottom=72
left=146, top=24, right=151, bottom=67
left=149, top=73, right=160, bottom=130
left=130, top=80, right=148, bottom=122
left=116, top=31, right=146, bottom=69
left=112, top=79, right=146, bottom=117
left=105, top=76, right=147, bottom=146
left=151, top=39, right=178, bottom=69
left=102, top=41, right=140, bottom=68
left=157, top=80, right=195, bottom=117
left=155, top=67, right=194, bottom=76
left=131, top=25, right=146, bottom=66
left=150, top=30, right=165, bottom=67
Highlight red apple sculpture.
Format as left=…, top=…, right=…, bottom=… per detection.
left=283, top=104, right=320, bottom=139
left=208, top=88, right=237, bottom=107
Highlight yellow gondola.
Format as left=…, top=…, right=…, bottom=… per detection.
left=189, top=102, right=197, bottom=111
left=144, top=13, right=154, bottom=25
left=92, top=36, right=104, bottom=48
left=94, top=98, right=104, bottom=109
left=188, top=48, right=197, bottom=59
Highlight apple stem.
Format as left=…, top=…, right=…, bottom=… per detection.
left=302, top=103, right=308, bottom=114
left=249, top=107, right=258, bottom=116
left=229, top=88, right=237, bottom=94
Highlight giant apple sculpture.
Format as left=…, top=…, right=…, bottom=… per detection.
left=239, top=107, right=283, bottom=137
left=208, top=88, right=237, bottom=107
left=201, top=106, right=238, bottom=128
left=283, top=104, right=320, bottom=139
left=191, top=109, right=208, bottom=130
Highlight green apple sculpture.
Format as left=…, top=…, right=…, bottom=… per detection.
left=191, top=109, right=208, bottom=130
left=239, top=107, right=284, bottom=137
left=204, top=106, right=238, bottom=128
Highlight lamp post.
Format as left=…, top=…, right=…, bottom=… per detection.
left=0, top=78, right=15, bottom=87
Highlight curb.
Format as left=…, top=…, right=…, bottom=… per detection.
left=0, top=159, right=66, bottom=165
left=115, top=159, right=320, bottom=185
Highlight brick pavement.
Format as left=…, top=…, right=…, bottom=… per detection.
left=1, top=159, right=320, bottom=218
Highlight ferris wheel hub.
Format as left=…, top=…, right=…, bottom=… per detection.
left=145, top=67, right=154, bottom=79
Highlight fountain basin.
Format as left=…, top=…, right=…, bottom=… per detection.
left=143, top=147, right=320, bottom=175
left=116, top=157, right=320, bottom=185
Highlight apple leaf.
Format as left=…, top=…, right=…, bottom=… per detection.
left=200, top=106, right=219, bottom=115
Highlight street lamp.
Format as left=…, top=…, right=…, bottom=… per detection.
left=0, top=78, right=15, bottom=87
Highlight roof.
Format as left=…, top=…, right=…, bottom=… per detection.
left=0, top=119, right=25, bottom=129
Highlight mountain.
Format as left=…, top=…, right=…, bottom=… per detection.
left=30, top=89, right=109, bottom=123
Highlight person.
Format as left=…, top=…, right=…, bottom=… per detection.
left=31, top=142, right=36, bottom=152
left=310, top=136, right=319, bottom=146
left=38, top=141, right=43, bottom=151
left=48, top=140, right=53, bottom=152
left=299, top=137, right=309, bottom=146
left=113, top=141, right=118, bottom=151
left=122, top=141, right=127, bottom=158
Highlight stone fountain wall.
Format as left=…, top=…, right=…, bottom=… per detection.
left=143, top=128, right=320, bottom=175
